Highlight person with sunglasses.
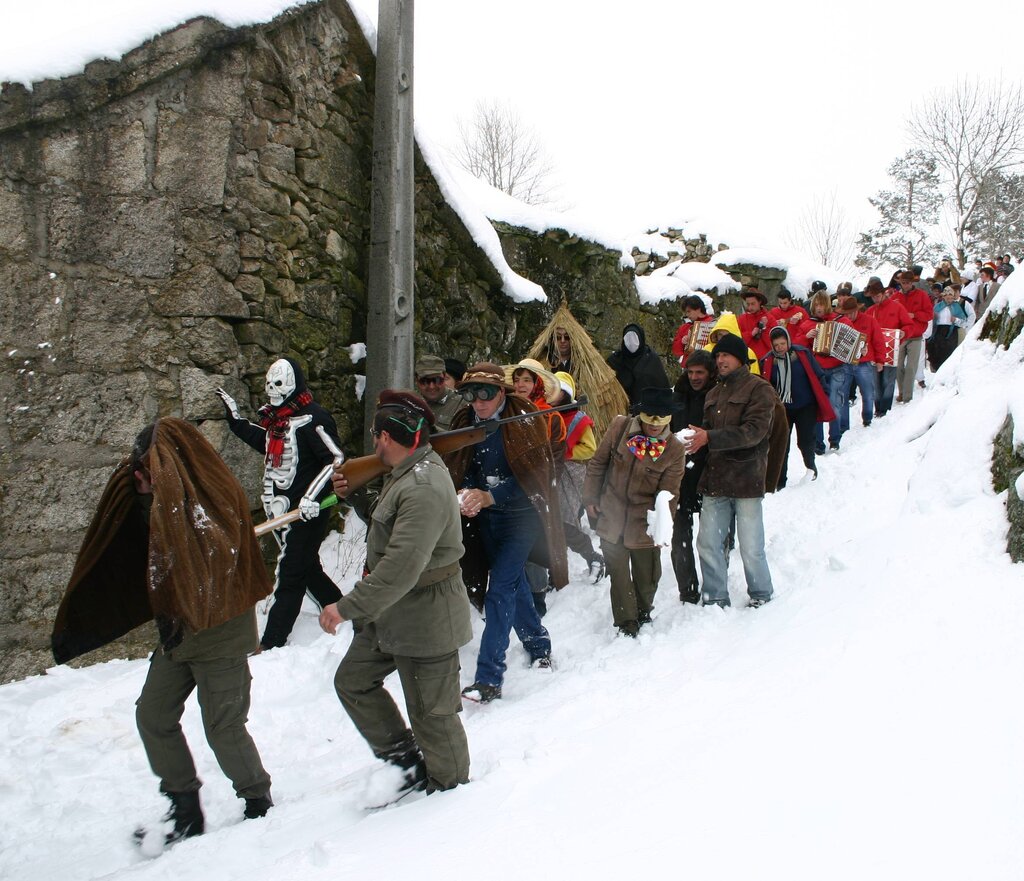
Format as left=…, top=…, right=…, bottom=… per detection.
left=414, top=354, right=467, bottom=431
left=441, top=363, right=568, bottom=703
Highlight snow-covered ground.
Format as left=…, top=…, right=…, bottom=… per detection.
left=3, top=298, right=1024, bottom=879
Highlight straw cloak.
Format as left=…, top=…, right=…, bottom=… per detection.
left=443, top=398, right=568, bottom=608
left=52, top=418, right=272, bottom=664
left=527, top=302, right=630, bottom=441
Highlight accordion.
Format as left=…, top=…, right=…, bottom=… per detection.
left=685, top=320, right=715, bottom=353
left=880, top=328, right=903, bottom=368
left=811, top=321, right=867, bottom=364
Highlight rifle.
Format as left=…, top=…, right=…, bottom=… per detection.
left=253, top=394, right=588, bottom=537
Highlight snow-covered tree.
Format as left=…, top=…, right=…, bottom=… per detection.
left=786, top=189, right=856, bottom=273
left=855, top=150, right=944, bottom=271
left=908, top=77, right=1024, bottom=267
left=452, top=99, right=556, bottom=205
left=964, top=171, right=1024, bottom=261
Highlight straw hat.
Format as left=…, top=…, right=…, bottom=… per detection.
left=504, top=358, right=561, bottom=404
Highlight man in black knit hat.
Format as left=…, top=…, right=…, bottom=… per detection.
left=684, top=333, right=777, bottom=609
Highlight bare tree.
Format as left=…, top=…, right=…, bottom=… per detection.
left=786, top=189, right=856, bottom=274
left=452, top=99, right=556, bottom=205
left=909, top=77, right=1024, bottom=266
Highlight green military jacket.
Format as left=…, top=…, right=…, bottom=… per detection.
left=430, top=390, right=467, bottom=432
left=336, top=444, right=472, bottom=657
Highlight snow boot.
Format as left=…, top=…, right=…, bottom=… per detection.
left=384, top=746, right=428, bottom=798
left=134, top=790, right=204, bottom=851
left=461, top=682, right=502, bottom=703
left=243, top=793, right=274, bottom=819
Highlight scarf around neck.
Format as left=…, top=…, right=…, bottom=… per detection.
left=258, top=390, right=313, bottom=467
left=770, top=353, right=793, bottom=404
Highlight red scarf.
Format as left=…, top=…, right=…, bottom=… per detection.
left=258, top=390, right=312, bottom=467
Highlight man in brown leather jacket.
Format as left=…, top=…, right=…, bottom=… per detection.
left=685, top=333, right=776, bottom=608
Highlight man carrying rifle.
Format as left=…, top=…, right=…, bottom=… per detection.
left=320, top=391, right=472, bottom=800
left=443, top=362, right=568, bottom=703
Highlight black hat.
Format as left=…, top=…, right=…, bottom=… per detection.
left=630, top=387, right=683, bottom=419
left=810, top=280, right=828, bottom=293
left=711, top=332, right=751, bottom=364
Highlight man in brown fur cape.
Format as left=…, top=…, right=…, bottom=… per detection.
left=51, top=418, right=274, bottom=849
left=442, top=363, right=567, bottom=704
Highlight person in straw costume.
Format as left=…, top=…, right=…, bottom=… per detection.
left=527, top=300, right=630, bottom=442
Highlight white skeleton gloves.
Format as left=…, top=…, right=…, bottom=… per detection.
left=216, top=387, right=241, bottom=421
left=298, top=496, right=322, bottom=521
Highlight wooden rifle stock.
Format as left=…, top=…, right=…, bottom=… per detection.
left=255, top=395, right=588, bottom=535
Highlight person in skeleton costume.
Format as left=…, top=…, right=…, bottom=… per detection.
left=217, top=358, right=342, bottom=651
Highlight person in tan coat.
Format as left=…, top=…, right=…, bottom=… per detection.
left=583, top=388, right=686, bottom=637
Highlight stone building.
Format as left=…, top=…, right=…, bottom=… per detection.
left=0, top=0, right=691, bottom=680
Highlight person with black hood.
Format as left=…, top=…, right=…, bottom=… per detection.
left=760, top=327, right=835, bottom=487
left=607, top=323, right=671, bottom=408
left=216, top=357, right=343, bottom=651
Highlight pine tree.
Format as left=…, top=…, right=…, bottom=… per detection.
left=965, top=171, right=1024, bottom=260
left=855, top=150, right=944, bottom=270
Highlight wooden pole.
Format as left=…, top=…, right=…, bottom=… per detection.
left=364, top=0, right=415, bottom=450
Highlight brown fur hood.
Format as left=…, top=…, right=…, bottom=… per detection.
left=52, top=418, right=272, bottom=664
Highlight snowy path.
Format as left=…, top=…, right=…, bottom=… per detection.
left=2, top=351, right=1023, bottom=880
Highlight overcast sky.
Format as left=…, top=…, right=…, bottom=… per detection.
left=2, top=0, right=1020, bottom=260
left=411, top=0, right=1023, bottom=253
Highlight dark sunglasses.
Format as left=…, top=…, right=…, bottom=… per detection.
left=416, top=375, right=445, bottom=386
left=459, top=384, right=501, bottom=402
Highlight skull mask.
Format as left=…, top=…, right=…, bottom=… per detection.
left=265, top=359, right=296, bottom=406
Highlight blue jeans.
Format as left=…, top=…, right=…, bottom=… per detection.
left=475, top=507, right=551, bottom=687
left=849, top=363, right=877, bottom=425
left=874, top=365, right=897, bottom=416
left=696, top=496, right=773, bottom=606
left=815, top=364, right=849, bottom=448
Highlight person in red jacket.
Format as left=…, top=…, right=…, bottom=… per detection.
left=864, top=279, right=913, bottom=417
left=835, top=296, right=886, bottom=428
left=797, top=292, right=847, bottom=452
left=891, top=270, right=932, bottom=404
left=670, top=295, right=717, bottom=366
left=736, top=290, right=772, bottom=362
left=767, top=288, right=808, bottom=331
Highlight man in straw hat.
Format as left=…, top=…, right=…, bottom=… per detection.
left=526, top=301, right=629, bottom=442
left=442, top=363, right=567, bottom=703
left=321, top=390, right=472, bottom=800
left=584, top=387, right=686, bottom=637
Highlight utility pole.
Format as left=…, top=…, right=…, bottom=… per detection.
left=364, top=0, right=415, bottom=448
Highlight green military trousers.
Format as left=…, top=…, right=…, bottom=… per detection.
left=601, top=539, right=661, bottom=632
left=135, top=648, right=272, bottom=799
left=334, top=629, right=470, bottom=792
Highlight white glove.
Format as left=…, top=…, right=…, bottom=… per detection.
left=216, top=387, right=241, bottom=420
left=298, top=497, right=321, bottom=521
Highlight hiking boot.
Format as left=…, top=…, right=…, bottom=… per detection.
left=679, top=588, right=700, bottom=605
left=637, top=609, right=652, bottom=627
left=134, top=790, right=204, bottom=848
left=829, top=441, right=840, bottom=451
left=748, top=597, right=771, bottom=609
left=382, top=747, right=428, bottom=797
left=243, top=793, right=273, bottom=819
left=814, top=443, right=826, bottom=456
left=616, top=620, right=639, bottom=638
left=588, top=558, right=606, bottom=583
left=461, top=682, right=501, bottom=703
left=532, top=655, right=554, bottom=671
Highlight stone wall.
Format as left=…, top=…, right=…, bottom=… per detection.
left=0, top=1, right=553, bottom=682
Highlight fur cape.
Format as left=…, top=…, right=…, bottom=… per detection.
left=52, top=418, right=272, bottom=664
left=443, top=397, right=569, bottom=593
left=527, top=302, right=630, bottom=441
